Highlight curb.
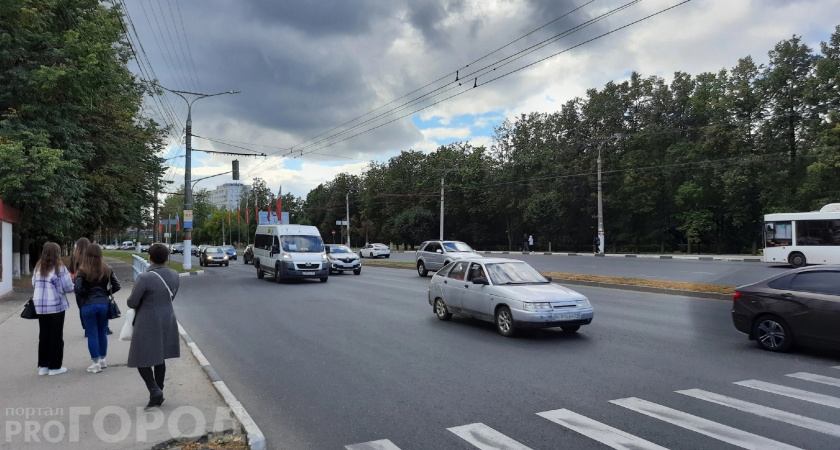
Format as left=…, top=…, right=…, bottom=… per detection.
left=179, top=270, right=205, bottom=277
left=177, top=322, right=266, bottom=450
left=391, top=250, right=763, bottom=262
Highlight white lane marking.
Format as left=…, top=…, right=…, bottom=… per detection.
left=678, top=389, right=840, bottom=438
left=610, top=397, right=801, bottom=450
left=447, top=423, right=533, bottom=450
left=537, top=409, right=668, bottom=450
left=688, top=271, right=716, bottom=275
left=786, top=372, right=840, bottom=388
left=345, top=439, right=402, bottom=450
left=735, top=380, right=840, bottom=409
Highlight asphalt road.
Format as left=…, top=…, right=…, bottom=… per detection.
left=374, top=252, right=789, bottom=286
left=173, top=260, right=840, bottom=449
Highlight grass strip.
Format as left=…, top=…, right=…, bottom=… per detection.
left=362, top=260, right=734, bottom=294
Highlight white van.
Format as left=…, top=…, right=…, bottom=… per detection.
left=121, top=241, right=135, bottom=250
left=253, top=224, right=329, bottom=282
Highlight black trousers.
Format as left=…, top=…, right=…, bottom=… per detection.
left=38, top=311, right=65, bottom=370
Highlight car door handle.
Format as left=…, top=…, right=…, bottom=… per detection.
left=464, top=285, right=469, bottom=288
left=443, top=280, right=447, bottom=284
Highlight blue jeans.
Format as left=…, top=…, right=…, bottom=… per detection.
left=81, top=303, right=109, bottom=360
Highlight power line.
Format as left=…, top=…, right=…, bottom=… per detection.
left=247, top=0, right=653, bottom=179
left=164, top=0, right=202, bottom=91
left=173, top=0, right=202, bottom=91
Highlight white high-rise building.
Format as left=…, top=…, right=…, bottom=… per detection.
left=209, top=183, right=252, bottom=211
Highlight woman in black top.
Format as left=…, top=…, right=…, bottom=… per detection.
left=74, top=244, right=120, bottom=373
left=69, top=237, right=90, bottom=334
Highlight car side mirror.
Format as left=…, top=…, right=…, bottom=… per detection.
left=325, top=247, right=331, bottom=254
left=436, top=249, right=442, bottom=254
left=472, top=277, right=489, bottom=285
left=272, top=245, right=280, bottom=254
left=544, top=276, right=552, bottom=282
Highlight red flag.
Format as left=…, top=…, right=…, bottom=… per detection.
left=158, top=221, right=162, bottom=234
left=237, top=209, right=241, bottom=224
left=267, top=200, right=272, bottom=221
left=276, top=198, right=282, bottom=223
left=177, top=219, right=181, bottom=232
left=228, top=210, right=231, bottom=226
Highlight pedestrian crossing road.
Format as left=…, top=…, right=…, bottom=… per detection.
left=346, top=367, right=840, bottom=449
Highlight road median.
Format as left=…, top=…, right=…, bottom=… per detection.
left=362, top=260, right=735, bottom=299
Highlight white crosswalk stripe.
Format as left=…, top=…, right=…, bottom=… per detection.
left=537, top=408, right=668, bottom=450
left=786, top=372, right=840, bottom=388
left=677, top=389, right=840, bottom=438
left=735, top=380, right=840, bottom=409
left=345, top=439, right=402, bottom=450
left=447, top=423, right=533, bottom=450
left=610, top=397, right=802, bottom=449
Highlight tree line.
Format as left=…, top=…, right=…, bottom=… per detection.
left=0, top=0, right=167, bottom=257
left=297, top=26, right=840, bottom=254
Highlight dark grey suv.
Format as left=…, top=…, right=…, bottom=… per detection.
left=415, top=240, right=481, bottom=277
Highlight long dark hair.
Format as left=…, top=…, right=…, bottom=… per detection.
left=77, top=244, right=110, bottom=283
left=35, top=242, right=63, bottom=278
left=70, top=237, right=90, bottom=273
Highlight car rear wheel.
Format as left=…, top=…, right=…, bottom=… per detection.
left=385, top=255, right=390, bottom=258
left=434, top=298, right=452, bottom=320
left=417, top=261, right=428, bottom=277
left=495, top=306, right=516, bottom=337
left=561, top=325, right=580, bottom=333
left=789, top=252, right=806, bottom=268
left=753, top=315, right=793, bottom=352
left=255, top=260, right=264, bottom=279
left=225, top=262, right=229, bottom=267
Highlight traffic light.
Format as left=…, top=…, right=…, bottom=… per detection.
left=232, top=160, right=239, bottom=180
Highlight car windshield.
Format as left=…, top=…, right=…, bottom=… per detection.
left=222, top=246, right=234, bottom=251
left=206, top=247, right=223, bottom=254
left=330, top=246, right=352, bottom=253
left=443, top=241, right=473, bottom=252
left=281, top=235, right=325, bottom=253
left=485, top=262, right=548, bottom=285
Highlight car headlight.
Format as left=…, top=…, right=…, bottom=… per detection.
left=322, top=253, right=328, bottom=261
left=576, top=298, right=591, bottom=307
left=282, top=253, right=292, bottom=260
left=522, top=302, right=552, bottom=311
left=223, top=256, right=229, bottom=260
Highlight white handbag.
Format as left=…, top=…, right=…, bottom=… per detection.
left=119, top=308, right=135, bottom=341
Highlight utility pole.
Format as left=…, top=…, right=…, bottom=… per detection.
left=345, top=191, right=351, bottom=247
left=158, top=85, right=240, bottom=270
left=439, top=166, right=458, bottom=240
left=597, top=143, right=604, bottom=254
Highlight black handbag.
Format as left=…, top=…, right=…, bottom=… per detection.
left=108, top=298, right=121, bottom=319
left=21, top=298, right=39, bottom=320
left=106, top=272, right=121, bottom=319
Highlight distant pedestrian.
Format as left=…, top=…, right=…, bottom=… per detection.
left=523, top=234, right=529, bottom=252
left=32, top=242, right=75, bottom=376
left=528, top=235, right=534, bottom=250
left=69, top=237, right=90, bottom=334
left=593, top=235, right=601, bottom=254
left=74, top=244, right=120, bottom=374
left=127, top=243, right=180, bottom=409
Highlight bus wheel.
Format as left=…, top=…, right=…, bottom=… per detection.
left=789, top=252, right=806, bottom=268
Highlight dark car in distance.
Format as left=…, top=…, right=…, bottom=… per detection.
left=732, top=265, right=840, bottom=352
left=221, top=245, right=237, bottom=261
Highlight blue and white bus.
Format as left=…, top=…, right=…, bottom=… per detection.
left=764, top=203, right=840, bottom=267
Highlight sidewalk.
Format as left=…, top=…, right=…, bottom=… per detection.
left=0, top=265, right=240, bottom=449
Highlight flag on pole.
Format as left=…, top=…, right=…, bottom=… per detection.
left=228, top=210, right=231, bottom=226
left=276, top=198, right=282, bottom=223
left=177, top=218, right=181, bottom=232
left=237, top=209, right=241, bottom=224
left=158, top=221, right=162, bottom=234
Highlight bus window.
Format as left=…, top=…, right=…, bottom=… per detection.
left=765, top=221, right=792, bottom=247
left=796, top=220, right=840, bottom=246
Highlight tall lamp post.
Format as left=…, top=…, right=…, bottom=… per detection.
left=158, top=86, right=240, bottom=270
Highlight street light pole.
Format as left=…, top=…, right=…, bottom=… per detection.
left=346, top=191, right=351, bottom=247
left=597, top=144, right=604, bottom=254
left=158, top=85, right=240, bottom=270
left=440, top=175, right=445, bottom=240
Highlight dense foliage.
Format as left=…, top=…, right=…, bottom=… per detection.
left=302, top=27, right=840, bottom=253
left=0, top=0, right=166, bottom=248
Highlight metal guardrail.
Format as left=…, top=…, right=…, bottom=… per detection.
left=132, top=254, right=150, bottom=281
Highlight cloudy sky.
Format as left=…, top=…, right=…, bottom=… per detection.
left=121, top=0, right=839, bottom=199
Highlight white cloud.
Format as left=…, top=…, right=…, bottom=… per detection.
left=420, top=126, right=473, bottom=140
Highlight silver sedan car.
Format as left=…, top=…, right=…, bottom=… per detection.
left=427, top=258, right=594, bottom=337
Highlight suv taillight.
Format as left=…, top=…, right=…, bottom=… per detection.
left=733, top=291, right=741, bottom=301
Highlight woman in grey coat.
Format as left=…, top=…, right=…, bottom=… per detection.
left=127, top=243, right=180, bottom=408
